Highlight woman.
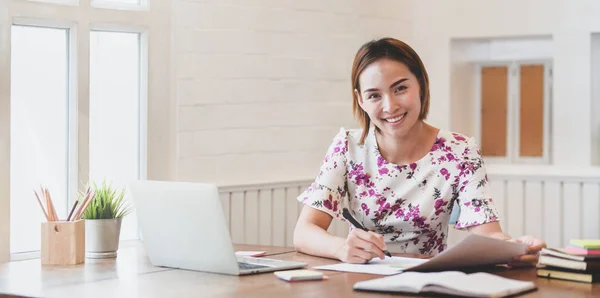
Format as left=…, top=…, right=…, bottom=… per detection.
left=293, top=37, right=545, bottom=265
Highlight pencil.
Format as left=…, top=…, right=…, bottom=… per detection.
left=73, top=192, right=89, bottom=221
left=66, top=200, right=79, bottom=221
left=33, top=189, right=50, bottom=222
left=75, top=192, right=94, bottom=221
left=45, top=188, right=58, bottom=221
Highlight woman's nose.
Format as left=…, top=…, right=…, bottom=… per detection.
left=382, top=95, right=398, bottom=113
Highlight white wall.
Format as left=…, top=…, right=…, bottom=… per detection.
left=172, top=0, right=414, bottom=185
left=592, top=34, right=600, bottom=166
left=0, top=0, right=10, bottom=263
left=412, top=0, right=597, bottom=167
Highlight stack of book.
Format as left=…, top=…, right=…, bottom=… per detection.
left=537, top=240, right=600, bottom=283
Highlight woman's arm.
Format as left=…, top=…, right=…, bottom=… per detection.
left=467, top=221, right=511, bottom=240
left=294, top=205, right=387, bottom=263
left=293, top=206, right=345, bottom=259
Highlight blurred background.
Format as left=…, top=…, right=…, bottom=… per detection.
left=1, top=0, right=599, bottom=262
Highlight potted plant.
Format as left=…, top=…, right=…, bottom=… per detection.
left=80, top=180, right=132, bottom=259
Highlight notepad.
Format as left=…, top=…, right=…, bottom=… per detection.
left=569, top=239, right=600, bottom=250
left=353, top=271, right=536, bottom=297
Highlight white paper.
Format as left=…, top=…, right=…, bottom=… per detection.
left=313, top=234, right=528, bottom=275
left=313, top=256, right=428, bottom=275
left=405, top=234, right=528, bottom=272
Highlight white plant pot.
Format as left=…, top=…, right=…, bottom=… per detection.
left=85, top=218, right=122, bottom=259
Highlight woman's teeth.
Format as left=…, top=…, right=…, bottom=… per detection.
left=385, top=113, right=406, bottom=123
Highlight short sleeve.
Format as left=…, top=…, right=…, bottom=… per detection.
left=454, top=137, right=500, bottom=229
left=297, top=128, right=349, bottom=219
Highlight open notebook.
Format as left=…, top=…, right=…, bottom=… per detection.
left=353, top=271, right=536, bottom=297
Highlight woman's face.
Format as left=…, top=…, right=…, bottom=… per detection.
left=355, top=58, right=422, bottom=139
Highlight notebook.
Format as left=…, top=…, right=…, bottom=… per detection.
left=538, top=255, right=600, bottom=271
left=353, top=271, right=536, bottom=297
left=537, top=267, right=600, bottom=283
left=540, top=248, right=600, bottom=262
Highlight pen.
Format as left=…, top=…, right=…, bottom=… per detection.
left=342, top=208, right=392, bottom=258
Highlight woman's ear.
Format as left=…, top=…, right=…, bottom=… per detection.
left=354, top=89, right=364, bottom=108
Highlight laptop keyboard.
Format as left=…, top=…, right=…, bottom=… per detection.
left=238, top=262, right=269, bottom=270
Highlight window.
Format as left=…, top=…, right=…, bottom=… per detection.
left=90, top=30, right=144, bottom=241
left=476, top=62, right=552, bottom=164
left=10, top=25, right=74, bottom=254
left=2, top=0, right=165, bottom=261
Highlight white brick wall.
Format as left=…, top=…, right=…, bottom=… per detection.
left=173, top=0, right=413, bottom=185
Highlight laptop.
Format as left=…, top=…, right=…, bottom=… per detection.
left=127, top=180, right=307, bottom=275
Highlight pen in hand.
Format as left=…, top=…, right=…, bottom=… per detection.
left=342, top=208, right=392, bottom=258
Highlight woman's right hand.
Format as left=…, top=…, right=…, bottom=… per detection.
left=334, top=229, right=388, bottom=263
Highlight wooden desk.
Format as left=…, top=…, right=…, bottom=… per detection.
left=0, top=242, right=598, bottom=297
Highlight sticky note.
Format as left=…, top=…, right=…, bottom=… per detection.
left=274, top=269, right=328, bottom=282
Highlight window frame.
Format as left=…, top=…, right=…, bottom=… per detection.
left=474, top=60, right=553, bottom=165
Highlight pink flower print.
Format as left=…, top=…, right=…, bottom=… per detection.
left=460, top=180, right=469, bottom=192
left=464, top=201, right=471, bottom=207
left=410, top=163, right=417, bottom=171
left=361, top=203, right=370, bottom=216
left=395, top=208, right=405, bottom=218
left=471, top=199, right=482, bottom=212
left=412, top=216, right=427, bottom=228
left=452, top=133, right=466, bottom=141
left=378, top=202, right=391, bottom=212
left=333, top=146, right=340, bottom=153
left=368, top=189, right=376, bottom=197
left=378, top=167, right=389, bottom=175
left=383, top=187, right=390, bottom=192
left=431, top=137, right=446, bottom=152
left=446, top=153, right=456, bottom=161
left=323, top=194, right=338, bottom=212
left=377, top=156, right=388, bottom=167
left=434, top=199, right=448, bottom=215
left=349, top=164, right=371, bottom=186
left=440, top=168, right=450, bottom=180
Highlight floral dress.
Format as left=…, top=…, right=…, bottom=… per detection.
left=297, top=127, right=500, bottom=255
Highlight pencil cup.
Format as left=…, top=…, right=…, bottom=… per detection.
left=41, top=220, right=85, bottom=265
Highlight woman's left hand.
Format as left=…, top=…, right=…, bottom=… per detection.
left=507, top=235, right=547, bottom=268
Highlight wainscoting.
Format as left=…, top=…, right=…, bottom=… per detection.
left=218, top=166, right=600, bottom=249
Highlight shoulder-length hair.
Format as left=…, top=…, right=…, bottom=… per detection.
left=351, top=38, right=431, bottom=145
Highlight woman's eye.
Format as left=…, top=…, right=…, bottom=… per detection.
left=367, top=94, right=380, bottom=100
left=395, top=86, right=407, bottom=93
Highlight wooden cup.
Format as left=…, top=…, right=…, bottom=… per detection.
left=41, top=220, right=85, bottom=265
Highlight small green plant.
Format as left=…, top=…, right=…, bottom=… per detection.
left=80, top=180, right=132, bottom=220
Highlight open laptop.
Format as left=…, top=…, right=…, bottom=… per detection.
left=127, top=180, right=307, bottom=275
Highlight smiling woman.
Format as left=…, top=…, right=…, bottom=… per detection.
left=292, top=37, right=546, bottom=266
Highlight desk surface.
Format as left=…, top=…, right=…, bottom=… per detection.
left=0, top=241, right=598, bottom=298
